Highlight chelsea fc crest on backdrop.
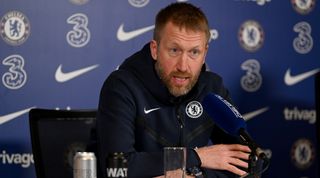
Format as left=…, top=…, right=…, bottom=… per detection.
left=128, top=0, right=150, bottom=8
left=1, top=11, right=30, bottom=46
left=291, top=0, right=315, bottom=15
left=291, top=138, right=315, bottom=170
left=186, top=101, right=203, bottom=118
left=238, top=20, right=264, bottom=52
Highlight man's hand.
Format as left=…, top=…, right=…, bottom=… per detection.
left=195, top=144, right=251, bottom=176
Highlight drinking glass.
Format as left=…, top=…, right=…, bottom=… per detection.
left=164, top=147, right=186, bottom=178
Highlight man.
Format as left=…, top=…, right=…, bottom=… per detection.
left=97, top=2, right=251, bottom=177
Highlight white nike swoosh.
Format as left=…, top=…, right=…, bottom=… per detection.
left=55, top=64, right=99, bottom=83
left=144, top=107, right=160, bottom=114
left=117, top=24, right=154, bottom=42
left=0, top=107, right=35, bottom=125
left=284, top=68, right=320, bottom=86
left=242, top=107, right=269, bottom=121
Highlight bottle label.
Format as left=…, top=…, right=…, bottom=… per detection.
left=106, top=168, right=127, bottom=177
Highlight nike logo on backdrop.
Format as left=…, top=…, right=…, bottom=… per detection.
left=55, top=64, right=99, bottom=83
left=144, top=107, right=160, bottom=114
left=0, top=107, right=35, bottom=125
left=284, top=68, right=320, bottom=86
left=117, top=24, right=155, bottom=41
left=242, top=107, right=269, bottom=121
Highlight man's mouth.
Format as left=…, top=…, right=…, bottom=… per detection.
left=172, top=76, right=190, bottom=85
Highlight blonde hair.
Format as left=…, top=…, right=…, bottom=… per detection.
left=153, top=2, right=210, bottom=43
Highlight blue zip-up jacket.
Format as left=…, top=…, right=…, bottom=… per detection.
left=96, top=43, right=239, bottom=178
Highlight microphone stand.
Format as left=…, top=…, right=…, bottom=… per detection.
left=238, top=128, right=270, bottom=178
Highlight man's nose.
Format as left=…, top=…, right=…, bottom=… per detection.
left=176, top=53, right=188, bottom=72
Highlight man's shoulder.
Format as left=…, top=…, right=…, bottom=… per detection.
left=200, top=71, right=223, bottom=85
left=197, top=70, right=230, bottom=100
left=106, top=69, right=138, bottom=83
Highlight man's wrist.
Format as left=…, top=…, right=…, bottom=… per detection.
left=186, top=166, right=204, bottom=178
left=191, top=147, right=202, bottom=167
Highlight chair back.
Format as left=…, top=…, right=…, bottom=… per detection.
left=29, top=108, right=97, bottom=178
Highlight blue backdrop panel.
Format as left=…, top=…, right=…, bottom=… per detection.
left=0, top=0, right=319, bottom=178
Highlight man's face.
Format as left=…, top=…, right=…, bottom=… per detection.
left=150, top=22, right=208, bottom=97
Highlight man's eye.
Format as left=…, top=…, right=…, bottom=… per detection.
left=189, top=49, right=200, bottom=58
left=170, top=48, right=178, bottom=53
left=169, top=48, right=180, bottom=56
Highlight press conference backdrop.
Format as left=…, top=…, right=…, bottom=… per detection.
left=0, top=0, right=319, bottom=177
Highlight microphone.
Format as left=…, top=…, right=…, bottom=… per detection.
left=201, top=93, right=265, bottom=158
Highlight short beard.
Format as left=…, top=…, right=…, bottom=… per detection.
left=155, top=61, right=199, bottom=97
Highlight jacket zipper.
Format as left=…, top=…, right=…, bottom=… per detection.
left=176, top=106, right=185, bottom=146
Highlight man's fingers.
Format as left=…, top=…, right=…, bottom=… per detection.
left=227, top=163, right=248, bottom=176
left=229, top=144, right=251, bottom=152
left=231, top=151, right=250, bottom=160
left=230, top=157, right=248, bottom=168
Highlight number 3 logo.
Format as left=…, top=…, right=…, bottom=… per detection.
left=66, top=13, right=91, bottom=48
left=2, top=54, right=27, bottom=89
left=240, top=59, right=262, bottom=92
left=293, top=21, right=313, bottom=54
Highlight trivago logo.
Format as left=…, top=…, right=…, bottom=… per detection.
left=283, top=107, right=316, bottom=124
left=0, top=150, right=34, bottom=168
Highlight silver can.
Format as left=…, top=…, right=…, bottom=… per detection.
left=73, top=152, right=97, bottom=178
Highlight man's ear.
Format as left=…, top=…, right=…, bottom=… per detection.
left=150, top=40, right=158, bottom=60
